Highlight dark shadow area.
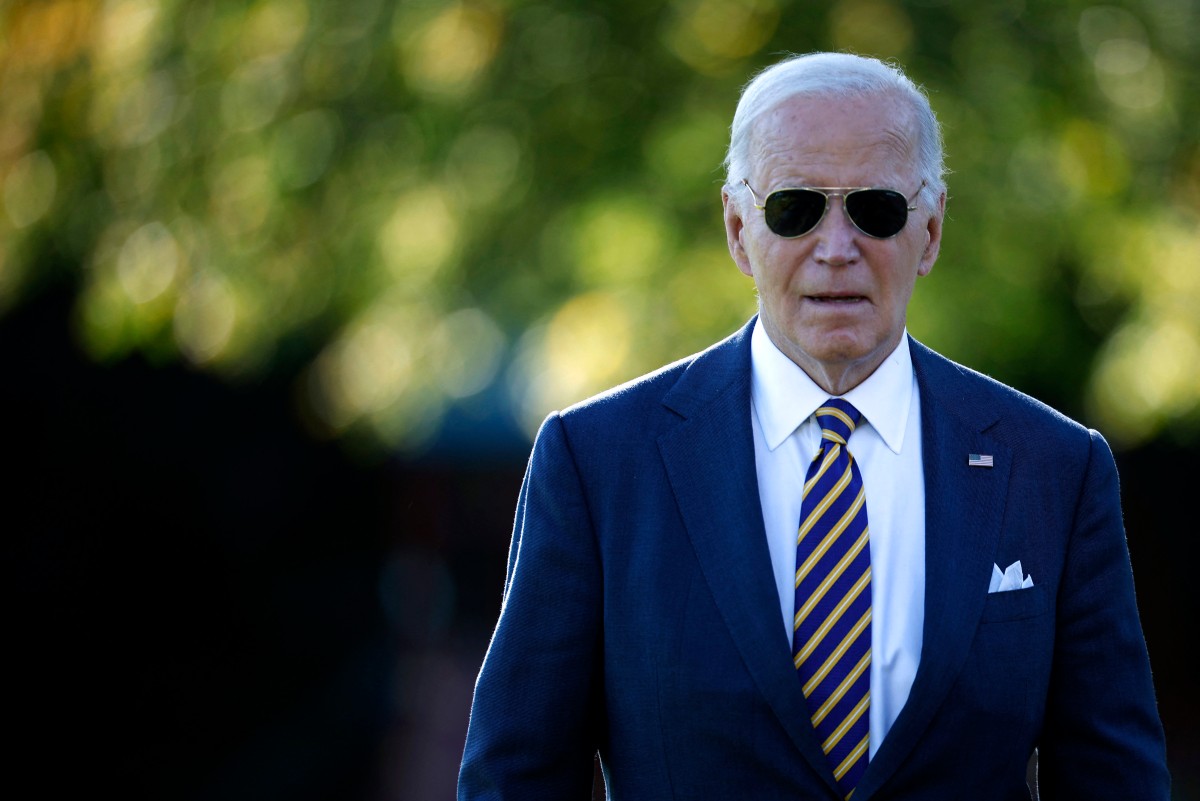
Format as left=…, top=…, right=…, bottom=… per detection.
left=4, top=285, right=401, bottom=801
left=1115, top=438, right=1199, bottom=801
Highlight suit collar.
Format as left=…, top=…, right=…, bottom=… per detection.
left=660, top=317, right=756, bottom=419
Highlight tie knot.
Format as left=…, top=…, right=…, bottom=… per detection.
left=815, top=398, right=861, bottom=445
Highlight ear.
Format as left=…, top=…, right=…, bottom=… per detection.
left=723, top=186, right=754, bottom=277
left=916, top=190, right=946, bottom=278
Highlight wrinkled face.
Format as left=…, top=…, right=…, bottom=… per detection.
left=723, top=92, right=945, bottom=393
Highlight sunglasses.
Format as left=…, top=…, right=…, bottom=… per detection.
left=742, top=178, right=925, bottom=239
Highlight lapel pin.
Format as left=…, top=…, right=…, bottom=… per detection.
left=968, top=453, right=994, bottom=468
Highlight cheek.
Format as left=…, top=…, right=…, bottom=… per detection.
left=753, top=259, right=791, bottom=296
left=751, top=241, right=806, bottom=285
left=882, top=268, right=920, bottom=315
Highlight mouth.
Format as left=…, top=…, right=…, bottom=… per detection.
left=806, top=294, right=867, bottom=304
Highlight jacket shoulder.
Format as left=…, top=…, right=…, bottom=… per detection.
left=909, top=337, right=1098, bottom=452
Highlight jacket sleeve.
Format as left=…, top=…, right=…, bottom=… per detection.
left=1036, top=429, right=1170, bottom=799
left=457, top=413, right=603, bottom=801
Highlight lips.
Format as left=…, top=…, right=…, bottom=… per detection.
left=806, top=294, right=867, bottom=303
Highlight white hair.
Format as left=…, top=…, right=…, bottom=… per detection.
left=723, top=52, right=947, bottom=203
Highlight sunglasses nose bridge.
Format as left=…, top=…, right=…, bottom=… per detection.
left=813, top=190, right=859, bottom=236
left=807, top=192, right=867, bottom=262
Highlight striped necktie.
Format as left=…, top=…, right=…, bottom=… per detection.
left=793, top=398, right=871, bottom=799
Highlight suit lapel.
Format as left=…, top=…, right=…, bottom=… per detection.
left=656, top=320, right=841, bottom=793
left=854, top=339, right=1013, bottom=799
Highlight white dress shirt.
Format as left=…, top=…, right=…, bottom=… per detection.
left=749, top=318, right=925, bottom=757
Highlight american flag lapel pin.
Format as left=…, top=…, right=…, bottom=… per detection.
left=968, top=453, right=994, bottom=468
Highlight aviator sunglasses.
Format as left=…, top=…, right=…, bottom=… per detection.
left=742, top=178, right=925, bottom=239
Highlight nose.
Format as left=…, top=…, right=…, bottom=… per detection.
left=811, top=195, right=861, bottom=266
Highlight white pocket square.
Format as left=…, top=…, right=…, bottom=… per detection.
left=989, top=560, right=1034, bottom=593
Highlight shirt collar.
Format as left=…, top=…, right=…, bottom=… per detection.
left=750, top=317, right=914, bottom=454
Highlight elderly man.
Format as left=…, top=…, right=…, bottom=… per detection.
left=457, top=52, right=1169, bottom=800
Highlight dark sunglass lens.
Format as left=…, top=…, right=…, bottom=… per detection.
left=764, top=190, right=826, bottom=237
left=846, top=189, right=908, bottom=238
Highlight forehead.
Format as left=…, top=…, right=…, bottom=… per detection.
left=749, top=92, right=917, bottom=186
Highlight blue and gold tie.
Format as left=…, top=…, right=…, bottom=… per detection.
left=793, top=398, right=871, bottom=799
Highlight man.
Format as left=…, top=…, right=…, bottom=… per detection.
left=457, top=52, right=1169, bottom=800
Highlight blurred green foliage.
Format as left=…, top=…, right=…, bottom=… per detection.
left=2, top=0, right=1197, bottom=458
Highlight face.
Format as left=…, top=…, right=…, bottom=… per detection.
left=723, top=92, right=945, bottom=394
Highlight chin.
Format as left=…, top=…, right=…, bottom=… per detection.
left=798, top=333, right=871, bottom=363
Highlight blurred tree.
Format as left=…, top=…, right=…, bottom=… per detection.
left=1, top=0, right=1197, bottom=461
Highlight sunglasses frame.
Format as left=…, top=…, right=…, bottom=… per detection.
left=741, top=178, right=925, bottom=240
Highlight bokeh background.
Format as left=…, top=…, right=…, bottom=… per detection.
left=3, top=0, right=1196, bottom=799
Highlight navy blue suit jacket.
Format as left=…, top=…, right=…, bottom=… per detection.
left=458, top=318, right=1169, bottom=800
